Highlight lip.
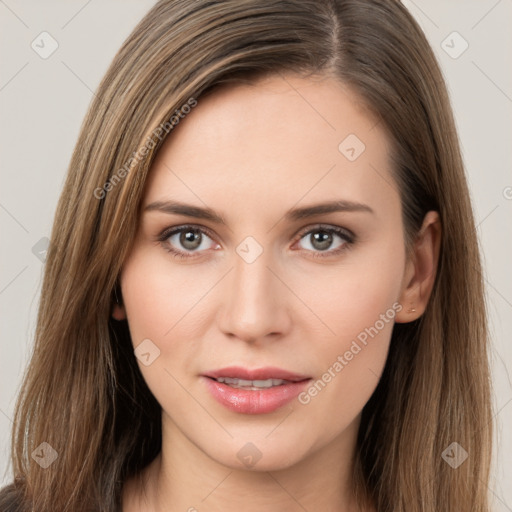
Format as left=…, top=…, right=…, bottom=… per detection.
left=203, top=366, right=311, bottom=382
left=201, top=366, right=312, bottom=414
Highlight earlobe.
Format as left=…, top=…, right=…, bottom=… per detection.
left=395, top=211, right=442, bottom=323
left=111, top=303, right=127, bottom=321
left=111, top=284, right=127, bottom=321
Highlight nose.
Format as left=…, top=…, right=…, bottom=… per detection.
left=218, top=247, right=292, bottom=344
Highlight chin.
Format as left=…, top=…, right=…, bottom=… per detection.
left=203, top=435, right=312, bottom=473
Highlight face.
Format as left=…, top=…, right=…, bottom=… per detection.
left=116, top=73, right=411, bottom=471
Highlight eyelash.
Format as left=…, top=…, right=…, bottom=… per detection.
left=156, top=223, right=355, bottom=261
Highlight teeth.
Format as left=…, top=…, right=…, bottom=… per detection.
left=215, top=377, right=288, bottom=389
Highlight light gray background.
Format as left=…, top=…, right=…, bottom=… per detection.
left=1, top=0, right=511, bottom=508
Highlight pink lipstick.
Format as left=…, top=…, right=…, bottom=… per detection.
left=201, top=366, right=312, bottom=414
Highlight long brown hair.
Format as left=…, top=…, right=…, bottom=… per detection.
left=0, top=0, right=493, bottom=510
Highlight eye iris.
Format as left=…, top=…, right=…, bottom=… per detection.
left=311, top=231, right=332, bottom=251
left=180, top=229, right=201, bottom=250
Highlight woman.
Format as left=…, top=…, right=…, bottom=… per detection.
left=0, top=0, right=493, bottom=510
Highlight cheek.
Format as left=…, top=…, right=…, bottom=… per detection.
left=119, top=250, right=207, bottom=414
left=120, top=246, right=208, bottom=344
left=297, top=227, right=404, bottom=345
left=293, top=235, right=405, bottom=434
left=119, top=243, right=229, bottom=363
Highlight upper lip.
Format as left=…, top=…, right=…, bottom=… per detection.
left=203, top=366, right=311, bottom=382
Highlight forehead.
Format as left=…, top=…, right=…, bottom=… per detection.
left=144, top=73, right=398, bottom=221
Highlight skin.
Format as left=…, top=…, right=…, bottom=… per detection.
left=116, top=73, right=441, bottom=511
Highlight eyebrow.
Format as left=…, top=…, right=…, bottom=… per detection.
left=144, top=199, right=374, bottom=225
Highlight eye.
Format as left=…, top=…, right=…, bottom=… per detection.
left=157, top=225, right=220, bottom=259
left=157, top=223, right=355, bottom=261
left=294, top=224, right=354, bottom=258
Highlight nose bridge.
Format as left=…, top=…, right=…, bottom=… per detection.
left=219, top=241, right=289, bottom=341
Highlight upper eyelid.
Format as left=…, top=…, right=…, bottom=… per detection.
left=159, top=224, right=217, bottom=242
left=295, top=223, right=354, bottom=240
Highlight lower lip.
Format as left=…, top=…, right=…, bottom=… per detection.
left=202, top=377, right=311, bottom=414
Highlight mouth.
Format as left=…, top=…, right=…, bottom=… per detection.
left=201, top=366, right=312, bottom=414
left=207, top=376, right=303, bottom=390
left=202, top=365, right=311, bottom=382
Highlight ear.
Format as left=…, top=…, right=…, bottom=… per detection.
left=111, top=285, right=127, bottom=321
left=395, top=210, right=442, bottom=323
left=112, top=303, right=127, bottom=321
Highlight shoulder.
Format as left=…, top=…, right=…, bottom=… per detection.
left=0, top=481, right=25, bottom=512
